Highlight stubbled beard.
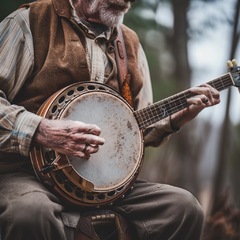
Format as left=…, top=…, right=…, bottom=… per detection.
left=87, top=0, right=130, bottom=27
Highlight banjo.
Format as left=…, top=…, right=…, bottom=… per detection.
left=30, top=61, right=240, bottom=207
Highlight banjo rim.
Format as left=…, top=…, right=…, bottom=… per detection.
left=30, top=82, right=144, bottom=207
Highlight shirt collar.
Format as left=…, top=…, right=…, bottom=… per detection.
left=68, top=0, right=115, bottom=40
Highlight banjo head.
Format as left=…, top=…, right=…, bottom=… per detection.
left=31, top=82, right=144, bottom=207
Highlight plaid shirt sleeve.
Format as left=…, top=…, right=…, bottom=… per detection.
left=0, top=8, right=42, bottom=156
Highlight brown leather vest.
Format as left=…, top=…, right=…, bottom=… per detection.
left=13, top=0, right=143, bottom=113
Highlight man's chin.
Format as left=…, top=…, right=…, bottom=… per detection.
left=100, top=13, right=124, bottom=28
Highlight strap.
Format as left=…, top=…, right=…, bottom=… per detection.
left=114, top=27, right=134, bottom=108
left=75, top=215, right=99, bottom=240
left=74, top=210, right=133, bottom=240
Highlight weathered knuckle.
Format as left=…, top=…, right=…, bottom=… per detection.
left=91, top=148, right=98, bottom=154
left=196, top=98, right=202, bottom=104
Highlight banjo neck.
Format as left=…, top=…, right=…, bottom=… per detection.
left=134, top=71, right=240, bottom=130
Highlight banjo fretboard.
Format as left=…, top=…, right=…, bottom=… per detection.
left=134, top=72, right=235, bottom=129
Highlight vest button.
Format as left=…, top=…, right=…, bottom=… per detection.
left=80, top=64, right=87, bottom=68
left=108, top=46, right=115, bottom=53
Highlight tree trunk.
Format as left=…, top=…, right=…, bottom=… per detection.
left=172, top=0, right=191, bottom=89
left=169, top=0, right=201, bottom=193
left=209, top=0, right=240, bottom=216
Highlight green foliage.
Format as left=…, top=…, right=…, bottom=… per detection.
left=124, top=0, right=177, bottom=101
left=124, top=0, right=159, bottom=37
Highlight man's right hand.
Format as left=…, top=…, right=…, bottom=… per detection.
left=33, top=118, right=105, bottom=158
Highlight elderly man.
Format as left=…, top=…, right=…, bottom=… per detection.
left=0, top=0, right=220, bottom=239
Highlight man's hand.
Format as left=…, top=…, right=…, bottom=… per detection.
left=33, top=119, right=105, bottom=158
left=170, top=84, right=220, bottom=130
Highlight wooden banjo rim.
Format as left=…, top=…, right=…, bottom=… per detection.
left=30, top=82, right=144, bottom=207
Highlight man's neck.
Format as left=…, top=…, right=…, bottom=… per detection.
left=80, top=19, right=109, bottom=36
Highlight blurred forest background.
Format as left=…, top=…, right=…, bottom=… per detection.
left=1, top=0, right=240, bottom=239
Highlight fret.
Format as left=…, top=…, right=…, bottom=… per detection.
left=152, top=103, right=159, bottom=117
left=218, top=76, right=226, bottom=90
left=134, top=73, right=234, bottom=130
left=206, top=73, right=232, bottom=91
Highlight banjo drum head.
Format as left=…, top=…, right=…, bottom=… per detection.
left=32, top=82, right=144, bottom=206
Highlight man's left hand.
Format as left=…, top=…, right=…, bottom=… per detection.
left=170, top=84, right=220, bottom=130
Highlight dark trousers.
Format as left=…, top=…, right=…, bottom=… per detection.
left=0, top=172, right=204, bottom=240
